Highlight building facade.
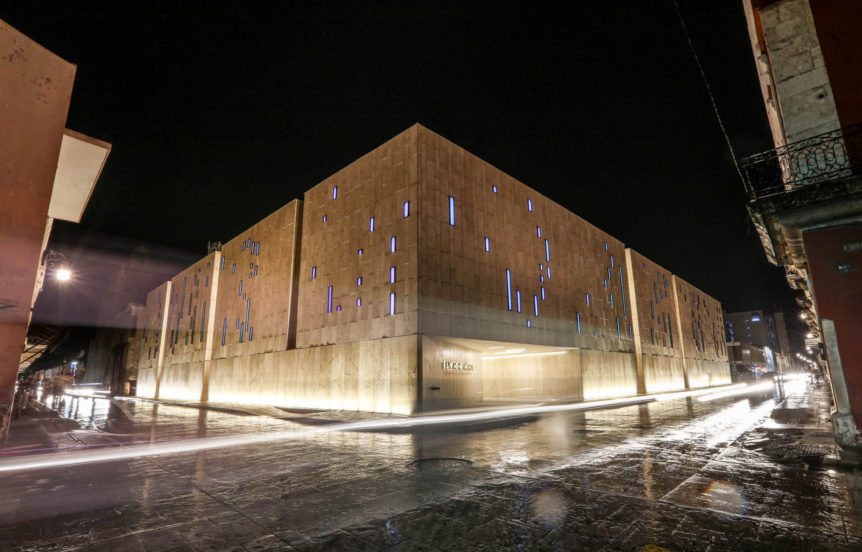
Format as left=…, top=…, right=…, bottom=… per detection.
left=741, top=0, right=862, bottom=449
left=133, top=125, right=730, bottom=413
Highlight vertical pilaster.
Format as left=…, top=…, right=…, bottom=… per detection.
left=670, top=275, right=690, bottom=390
left=200, top=252, right=221, bottom=402
left=153, top=281, right=172, bottom=399
left=624, top=249, right=646, bottom=394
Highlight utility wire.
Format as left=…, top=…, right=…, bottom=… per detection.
left=672, top=0, right=746, bottom=187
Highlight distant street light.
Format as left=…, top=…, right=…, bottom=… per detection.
left=56, top=268, right=71, bottom=281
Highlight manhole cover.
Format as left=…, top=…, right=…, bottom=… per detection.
left=762, top=444, right=831, bottom=464
left=407, top=458, right=473, bottom=471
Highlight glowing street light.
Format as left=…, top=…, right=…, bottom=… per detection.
left=55, top=267, right=71, bottom=281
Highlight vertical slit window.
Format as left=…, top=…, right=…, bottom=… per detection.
left=492, top=185, right=497, bottom=193
left=358, top=248, right=363, bottom=255
left=232, top=263, right=236, bottom=275
left=577, top=312, right=582, bottom=334
left=356, top=298, right=361, bottom=307
left=200, top=302, right=206, bottom=342
left=533, top=295, right=539, bottom=316
left=389, top=292, right=395, bottom=315
left=547, top=266, right=551, bottom=278
left=506, top=269, right=512, bottom=311
left=327, top=286, right=333, bottom=313
left=311, top=266, right=316, bottom=280
left=619, top=266, right=626, bottom=315
left=403, top=201, right=410, bottom=217
left=245, top=299, right=250, bottom=331
left=516, top=290, right=522, bottom=313
left=332, top=186, right=338, bottom=199
left=610, top=293, right=614, bottom=307
left=205, top=275, right=209, bottom=287
left=545, top=240, right=550, bottom=262
left=541, top=287, right=545, bottom=300
left=537, top=226, right=541, bottom=237
left=220, top=257, right=225, bottom=271
left=239, top=280, right=243, bottom=295
left=484, top=237, right=490, bottom=252
left=604, top=241, right=609, bottom=251
left=586, top=293, right=590, bottom=305
left=249, top=327, right=253, bottom=341
left=448, top=196, right=455, bottom=225
left=255, top=242, right=260, bottom=255
left=610, top=255, right=614, bottom=267
left=527, top=199, right=533, bottom=211
left=390, top=266, right=396, bottom=283
left=357, top=276, right=362, bottom=286
left=390, top=236, right=396, bottom=253
left=221, top=318, right=227, bottom=346
left=527, top=320, right=531, bottom=328
left=616, top=317, right=621, bottom=339
left=369, top=217, right=375, bottom=232
left=654, top=282, right=659, bottom=302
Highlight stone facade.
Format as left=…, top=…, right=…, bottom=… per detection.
left=132, top=125, right=730, bottom=413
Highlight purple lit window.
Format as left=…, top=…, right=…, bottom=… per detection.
left=389, top=292, right=395, bottom=315
left=390, top=266, right=396, bottom=283
left=506, top=269, right=512, bottom=311
left=516, top=290, right=522, bottom=313
left=610, top=255, right=614, bottom=267
left=403, top=201, right=410, bottom=217
left=537, top=226, right=541, bottom=237
left=358, top=248, right=363, bottom=255
left=327, top=286, right=333, bottom=313
left=577, top=312, right=582, bottom=334
left=336, top=305, right=341, bottom=312
left=232, top=263, right=236, bottom=274
left=527, top=199, right=533, bottom=212
left=541, top=287, right=545, bottom=300
left=586, top=293, right=591, bottom=305
left=357, top=276, right=362, bottom=286
left=221, top=257, right=225, bottom=271
left=484, top=237, right=490, bottom=252
left=545, top=240, right=550, bottom=262
left=492, top=185, right=497, bottom=193
left=332, top=186, right=338, bottom=199
left=604, top=241, right=609, bottom=251
left=390, top=236, right=396, bottom=253
left=448, top=196, right=455, bottom=226
left=533, top=295, right=539, bottom=316
left=369, top=217, right=375, bottom=232
left=356, top=298, right=361, bottom=307
left=249, top=326, right=253, bottom=341
left=540, top=264, right=544, bottom=271
left=547, top=266, right=551, bottom=278
left=527, top=320, right=531, bottom=328
left=311, top=266, right=316, bottom=280
left=322, top=215, right=327, bottom=222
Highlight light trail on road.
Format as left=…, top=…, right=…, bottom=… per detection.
left=0, top=382, right=771, bottom=473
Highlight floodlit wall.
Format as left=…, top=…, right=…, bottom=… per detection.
left=132, top=124, right=730, bottom=412
left=673, top=276, right=731, bottom=388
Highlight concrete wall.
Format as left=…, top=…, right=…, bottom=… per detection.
left=296, top=128, right=419, bottom=347
left=207, top=335, right=418, bottom=414
left=420, top=336, right=484, bottom=410
left=482, top=350, right=582, bottom=402
left=581, top=349, right=639, bottom=400
left=136, top=282, right=170, bottom=398
left=416, top=126, right=633, bottom=352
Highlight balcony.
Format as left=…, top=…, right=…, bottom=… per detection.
left=741, top=123, right=862, bottom=201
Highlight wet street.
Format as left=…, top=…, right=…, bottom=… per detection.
left=1, top=381, right=861, bottom=551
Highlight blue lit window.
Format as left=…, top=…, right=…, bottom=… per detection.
left=540, top=264, right=544, bottom=271
left=327, top=286, right=333, bottom=313
left=492, top=185, right=497, bottom=193
left=356, top=298, right=361, bottom=307
left=404, top=201, right=410, bottom=217
left=527, top=320, right=531, bottom=328
left=245, top=299, right=250, bottom=331
left=595, top=330, right=599, bottom=337
left=616, top=317, right=621, bottom=340
left=312, top=266, right=317, bottom=280
left=604, top=241, right=608, bottom=251
left=369, top=217, right=375, bottom=232
left=239, top=280, right=243, bottom=295
left=236, top=319, right=239, bottom=329
left=249, top=326, right=253, bottom=341
left=484, top=237, right=490, bottom=252
left=547, top=267, right=551, bottom=278
left=545, top=240, right=550, bottom=262
left=332, top=186, right=338, bottom=199
left=390, top=266, right=396, bottom=283
left=506, top=269, right=512, bottom=311
left=577, top=312, right=582, bottom=334
left=610, top=293, right=614, bottom=307
left=389, top=292, right=395, bottom=315
left=336, top=305, right=341, bottom=312
left=205, top=275, right=209, bottom=287
left=586, top=293, right=590, bottom=305
left=537, top=226, right=541, bottom=237
left=357, top=276, right=362, bottom=286
left=448, top=196, right=455, bottom=225
left=322, top=215, right=327, bottom=222
left=540, top=275, right=544, bottom=282
left=221, top=318, right=227, bottom=346
left=533, top=295, right=539, bottom=316
left=527, top=199, right=533, bottom=211
left=541, top=287, right=545, bottom=300
left=221, top=257, right=225, bottom=271
left=254, top=265, right=258, bottom=276
left=255, top=242, right=260, bottom=255
left=516, top=290, right=522, bottom=313
left=610, top=255, right=614, bottom=267
left=603, top=279, right=607, bottom=289
left=628, top=325, right=633, bottom=339
left=232, top=263, right=236, bottom=274
left=358, top=248, right=363, bottom=255
left=608, top=268, right=612, bottom=280
left=619, top=266, right=626, bottom=315
left=391, top=236, right=396, bottom=253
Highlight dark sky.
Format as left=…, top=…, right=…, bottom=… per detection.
left=4, top=2, right=804, bottom=341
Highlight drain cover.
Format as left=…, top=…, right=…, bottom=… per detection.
left=762, top=444, right=831, bottom=464
left=407, top=458, right=473, bottom=471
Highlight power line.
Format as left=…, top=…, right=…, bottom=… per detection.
left=671, top=0, right=746, bottom=187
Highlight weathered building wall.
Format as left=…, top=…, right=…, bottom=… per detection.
left=296, top=128, right=419, bottom=347
left=0, top=20, right=76, bottom=433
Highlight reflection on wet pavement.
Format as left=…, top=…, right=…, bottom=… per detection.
left=1, top=383, right=861, bottom=550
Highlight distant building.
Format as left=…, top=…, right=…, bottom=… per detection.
left=132, top=125, right=730, bottom=413
left=740, top=0, right=862, bottom=450
left=0, top=20, right=110, bottom=439
left=724, top=309, right=791, bottom=355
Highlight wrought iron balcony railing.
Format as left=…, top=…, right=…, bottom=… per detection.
left=741, top=122, right=862, bottom=201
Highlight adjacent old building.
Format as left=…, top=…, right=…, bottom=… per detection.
left=132, top=125, right=730, bottom=413
left=741, top=0, right=862, bottom=450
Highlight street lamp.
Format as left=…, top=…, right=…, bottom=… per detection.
left=44, top=250, right=71, bottom=282
left=56, top=268, right=71, bottom=281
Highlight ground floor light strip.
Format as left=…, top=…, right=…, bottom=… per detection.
left=0, top=383, right=764, bottom=474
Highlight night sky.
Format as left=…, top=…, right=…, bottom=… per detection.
left=4, top=2, right=805, bottom=344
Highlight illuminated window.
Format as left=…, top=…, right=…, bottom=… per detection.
left=533, top=295, right=539, bottom=316
left=221, top=318, right=227, bottom=346
left=254, top=265, right=258, bottom=277
left=618, top=266, right=626, bottom=315
left=358, top=248, right=363, bottom=255
left=604, top=241, right=608, bottom=251
left=545, top=240, right=550, bottom=262
left=332, top=186, right=338, bottom=199
left=403, top=201, right=410, bottom=217
left=205, top=275, right=209, bottom=287
left=311, top=266, right=316, bottom=280
left=357, top=276, right=362, bottom=286
left=249, top=326, right=253, bottom=341
left=506, top=269, right=512, bottom=311
left=586, top=293, right=590, bottom=305
left=527, top=199, right=533, bottom=211
left=221, top=257, right=225, bottom=271
left=610, top=293, right=614, bottom=307
left=547, top=266, right=551, bottom=279
left=239, top=280, right=243, bottom=295
left=390, top=266, right=396, bottom=283
left=389, top=292, right=395, bottom=315
left=322, top=215, right=327, bottom=222
left=541, top=287, right=545, bottom=300
left=516, top=290, right=522, bottom=313
left=617, top=317, right=621, bottom=339
left=369, top=217, right=375, bottom=232
left=484, top=237, right=490, bottom=252
left=527, top=320, right=531, bottom=328
left=255, top=242, right=260, bottom=255
left=390, top=236, right=396, bottom=253
left=577, top=312, right=582, bottom=334
left=537, top=226, right=541, bottom=237
left=356, top=298, right=361, bottom=307
left=232, top=263, right=236, bottom=274
left=610, top=255, right=614, bottom=267
left=449, top=196, right=455, bottom=225
left=327, top=286, right=333, bottom=313
left=492, top=185, right=497, bottom=193
left=336, top=305, right=341, bottom=312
